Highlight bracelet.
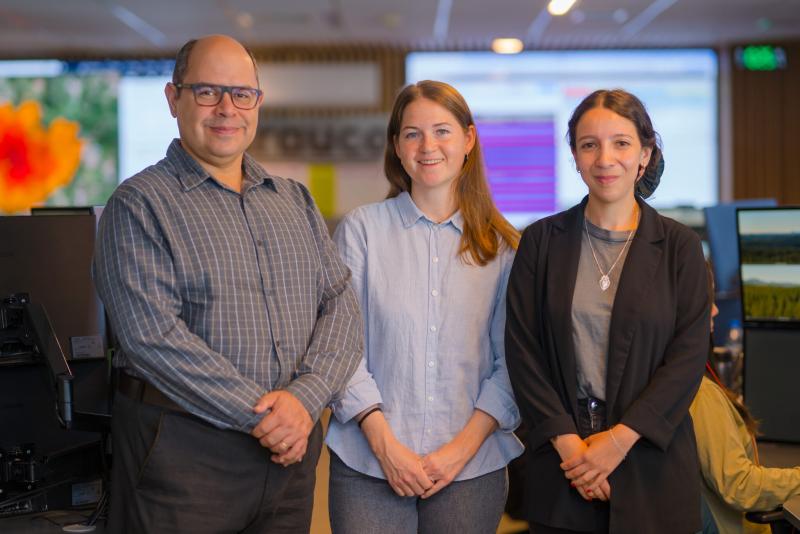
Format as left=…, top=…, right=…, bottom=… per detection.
left=357, top=406, right=382, bottom=429
left=608, top=428, right=627, bottom=459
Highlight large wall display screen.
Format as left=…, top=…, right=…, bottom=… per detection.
left=0, top=59, right=178, bottom=207
left=407, top=50, right=719, bottom=227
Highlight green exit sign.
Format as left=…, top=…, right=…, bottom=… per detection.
left=734, top=46, right=788, bottom=71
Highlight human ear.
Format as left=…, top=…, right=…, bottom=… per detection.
left=165, top=83, right=178, bottom=118
left=464, top=124, right=477, bottom=154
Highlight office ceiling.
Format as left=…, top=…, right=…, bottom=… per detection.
left=0, top=0, right=799, bottom=57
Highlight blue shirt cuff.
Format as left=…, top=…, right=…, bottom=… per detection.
left=475, top=379, right=520, bottom=432
left=331, top=377, right=384, bottom=424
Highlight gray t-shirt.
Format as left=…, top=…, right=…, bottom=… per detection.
left=572, top=218, right=635, bottom=400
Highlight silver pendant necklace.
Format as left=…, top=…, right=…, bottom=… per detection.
left=584, top=212, right=636, bottom=292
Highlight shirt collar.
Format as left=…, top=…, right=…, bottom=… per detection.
left=167, top=139, right=276, bottom=193
left=395, top=191, right=464, bottom=233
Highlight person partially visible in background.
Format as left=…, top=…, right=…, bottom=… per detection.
left=691, top=266, right=800, bottom=534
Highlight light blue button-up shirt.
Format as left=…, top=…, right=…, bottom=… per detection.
left=326, top=192, right=523, bottom=481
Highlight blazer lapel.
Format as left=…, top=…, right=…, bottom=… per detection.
left=546, top=200, right=586, bottom=416
left=604, top=199, right=665, bottom=414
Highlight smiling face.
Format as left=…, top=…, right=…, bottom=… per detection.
left=573, top=106, right=652, bottom=207
left=165, top=35, right=262, bottom=175
left=392, top=97, right=476, bottom=198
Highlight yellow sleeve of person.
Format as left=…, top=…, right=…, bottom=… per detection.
left=691, top=377, right=800, bottom=533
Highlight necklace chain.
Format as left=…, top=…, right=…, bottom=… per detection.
left=584, top=210, right=636, bottom=292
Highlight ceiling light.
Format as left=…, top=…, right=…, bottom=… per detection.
left=236, top=12, right=254, bottom=30
left=491, top=38, right=524, bottom=54
left=547, top=0, right=578, bottom=16
left=612, top=8, right=629, bottom=24
left=569, top=9, right=586, bottom=24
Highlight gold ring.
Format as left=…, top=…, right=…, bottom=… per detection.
left=280, top=441, right=289, bottom=451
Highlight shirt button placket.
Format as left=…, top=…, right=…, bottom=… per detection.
left=423, top=223, right=440, bottom=446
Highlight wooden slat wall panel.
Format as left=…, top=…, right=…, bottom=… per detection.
left=782, top=43, right=800, bottom=204
left=732, top=42, right=800, bottom=204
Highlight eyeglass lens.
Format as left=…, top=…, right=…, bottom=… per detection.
left=192, top=85, right=259, bottom=109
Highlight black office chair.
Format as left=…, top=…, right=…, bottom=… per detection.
left=746, top=509, right=797, bottom=534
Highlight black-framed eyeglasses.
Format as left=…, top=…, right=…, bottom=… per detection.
left=173, top=83, right=263, bottom=110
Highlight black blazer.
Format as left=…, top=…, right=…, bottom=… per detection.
left=505, top=197, right=710, bottom=534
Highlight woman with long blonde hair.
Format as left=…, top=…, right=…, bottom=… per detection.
left=325, top=80, right=523, bottom=533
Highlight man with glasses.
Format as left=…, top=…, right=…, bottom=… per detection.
left=94, top=34, right=362, bottom=533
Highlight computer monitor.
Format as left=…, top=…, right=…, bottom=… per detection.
left=706, top=199, right=777, bottom=298
left=0, top=212, right=107, bottom=359
left=705, top=199, right=777, bottom=344
left=737, top=207, right=800, bottom=327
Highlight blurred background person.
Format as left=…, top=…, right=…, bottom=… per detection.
left=690, top=266, right=800, bottom=534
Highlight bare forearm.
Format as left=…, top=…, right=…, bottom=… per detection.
left=449, top=409, right=498, bottom=459
left=610, top=423, right=640, bottom=456
left=360, top=411, right=396, bottom=459
left=551, top=433, right=587, bottom=461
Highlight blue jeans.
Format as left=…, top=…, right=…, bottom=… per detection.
left=328, top=451, right=507, bottom=534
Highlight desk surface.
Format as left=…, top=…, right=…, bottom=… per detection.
left=785, top=494, right=800, bottom=529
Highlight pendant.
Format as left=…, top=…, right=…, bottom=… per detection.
left=599, top=275, right=611, bottom=291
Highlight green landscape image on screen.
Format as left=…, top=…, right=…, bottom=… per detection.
left=739, top=209, right=800, bottom=321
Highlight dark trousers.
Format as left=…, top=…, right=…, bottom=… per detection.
left=108, top=391, right=322, bottom=533
left=530, top=516, right=608, bottom=534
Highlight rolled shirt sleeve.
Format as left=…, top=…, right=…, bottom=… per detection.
left=329, top=210, right=384, bottom=423
left=475, top=251, right=521, bottom=432
left=284, top=183, right=363, bottom=422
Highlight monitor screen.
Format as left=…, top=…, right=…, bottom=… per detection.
left=406, top=49, right=719, bottom=227
left=0, top=59, right=178, bottom=208
left=737, top=207, right=800, bottom=325
left=0, top=213, right=107, bottom=358
left=706, top=199, right=777, bottom=298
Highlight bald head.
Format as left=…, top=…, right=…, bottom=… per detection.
left=172, top=34, right=259, bottom=88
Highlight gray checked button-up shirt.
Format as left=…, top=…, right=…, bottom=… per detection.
left=94, top=139, right=363, bottom=431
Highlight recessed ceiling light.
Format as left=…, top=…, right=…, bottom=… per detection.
left=236, top=12, right=254, bottom=30
left=547, top=0, right=578, bottom=16
left=491, top=38, right=524, bottom=54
